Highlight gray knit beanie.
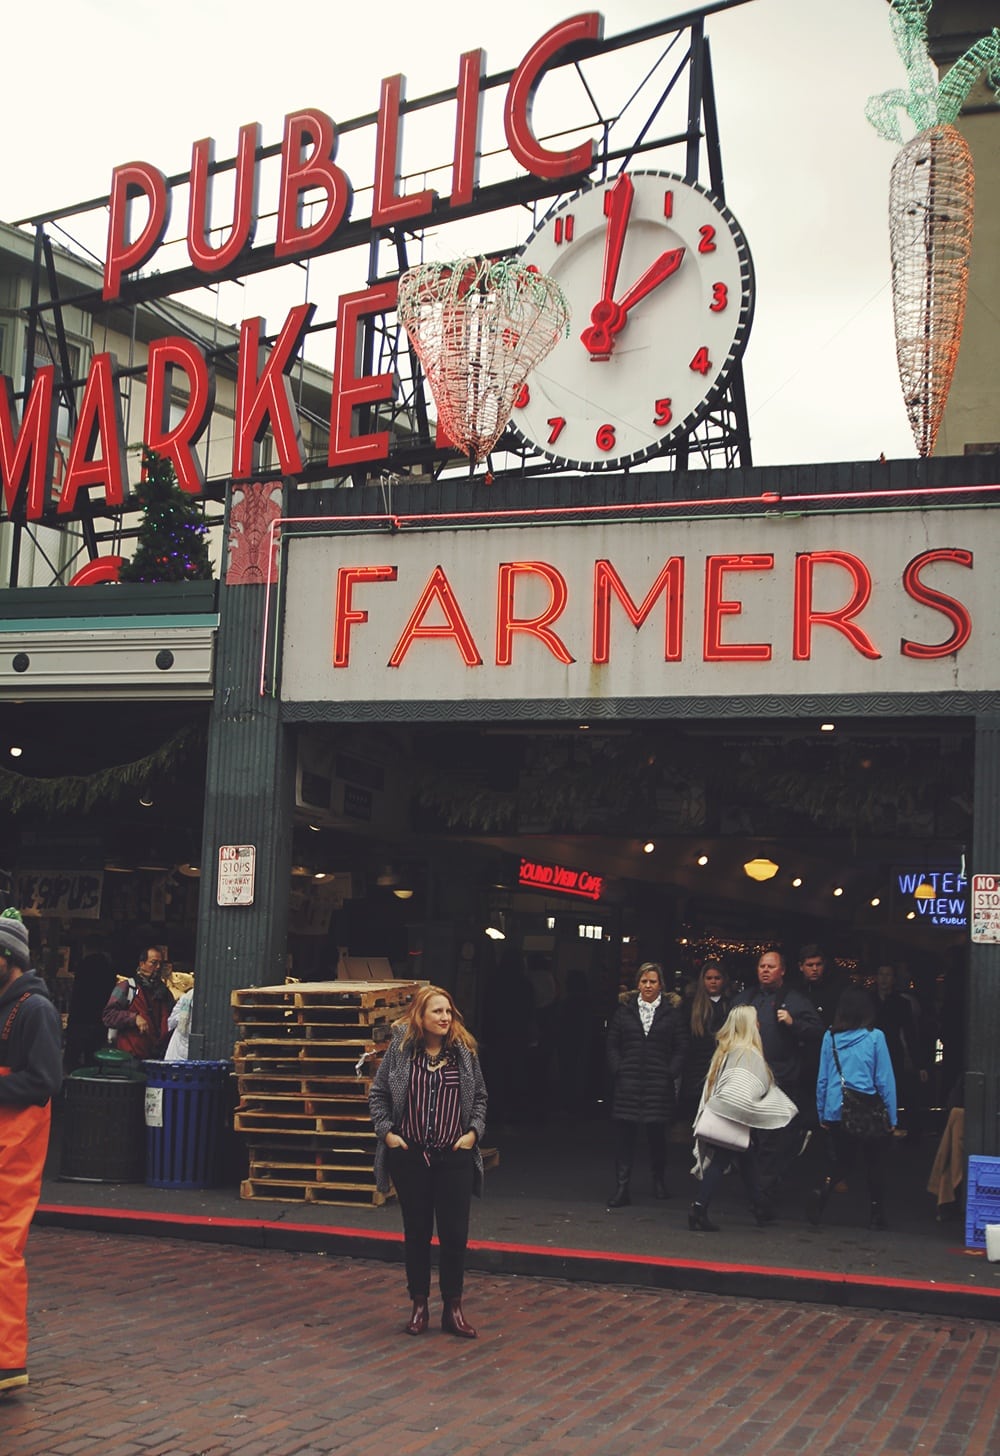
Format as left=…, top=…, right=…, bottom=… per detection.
left=0, top=908, right=30, bottom=968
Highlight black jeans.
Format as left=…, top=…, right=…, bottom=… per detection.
left=755, top=1084, right=802, bottom=1197
left=822, top=1125, right=888, bottom=1203
left=697, top=1142, right=763, bottom=1212
left=613, top=1119, right=667, bottom=1181
left=388, top=1145, right=475, bottom=1301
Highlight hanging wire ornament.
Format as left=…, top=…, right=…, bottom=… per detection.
left=398, top=257, right=569, bottom=464
left=866, top=2, right=1000, bottom=457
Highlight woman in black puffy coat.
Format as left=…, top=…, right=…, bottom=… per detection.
left=605, top=962, right=686, bottom=1208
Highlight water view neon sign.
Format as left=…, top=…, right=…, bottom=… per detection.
left=896, top=869, right=967, bottom=927
left=519, top=857, right=604, bottom=901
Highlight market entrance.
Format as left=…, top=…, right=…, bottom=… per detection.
left=285, top=715, right=971, bottom=1130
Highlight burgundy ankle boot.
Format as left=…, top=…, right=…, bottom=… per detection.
left=405, top=1300, right=429, bottom=1335
left=441, top=1298, right=478, bottom=1339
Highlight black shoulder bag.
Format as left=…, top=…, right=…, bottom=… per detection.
left=830, top=1034, right=891, bottom=1140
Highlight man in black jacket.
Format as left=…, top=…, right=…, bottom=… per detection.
left=795, top=944, right=847, bottom=1132
left=734, top=948, right=824, bottom=1207
left=0, top=908, right=64, bottom=1397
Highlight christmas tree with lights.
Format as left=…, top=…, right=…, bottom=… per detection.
left=119, top=449, right=213, bottom=583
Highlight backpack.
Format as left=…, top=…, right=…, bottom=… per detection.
left=106, top=977, right=137, bottom=1046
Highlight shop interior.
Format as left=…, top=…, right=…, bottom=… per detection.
left=0, top=704, right=970, bottom=1112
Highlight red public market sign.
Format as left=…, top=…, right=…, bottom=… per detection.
left=0, top=15, right=606, bottom=525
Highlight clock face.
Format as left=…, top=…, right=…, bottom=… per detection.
left=510, top=170, right=754, bottom=470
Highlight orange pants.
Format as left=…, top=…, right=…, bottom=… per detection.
left=0, top=1086, right=51, bottom=1369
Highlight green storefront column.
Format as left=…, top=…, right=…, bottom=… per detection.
left=189, top=483, right=294, bottom=1060
left=967, top=714, right=1000, bottom=1157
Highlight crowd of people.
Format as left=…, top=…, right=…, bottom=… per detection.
left=604, top=946, right=922, bottom=1233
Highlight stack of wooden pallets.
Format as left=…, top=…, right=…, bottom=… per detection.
left=232, top=979, right=418, bottom=1206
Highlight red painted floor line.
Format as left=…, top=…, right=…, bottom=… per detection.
left=37, top=1201, right=999, bottom=1301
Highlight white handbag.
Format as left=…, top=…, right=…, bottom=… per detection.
left=693, top=1102, right=750, bottom=1151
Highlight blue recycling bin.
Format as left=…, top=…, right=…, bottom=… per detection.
left=143, top=1060, right=233, bottom=1189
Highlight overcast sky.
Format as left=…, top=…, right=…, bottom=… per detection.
left=7, top=0, right=923, bottom=468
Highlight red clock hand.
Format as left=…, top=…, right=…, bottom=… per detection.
left=580, top=175, right=634, bottom=359
left=615, top=247, right=685, bottom=314
left=598, top=174, right=633, bottom=305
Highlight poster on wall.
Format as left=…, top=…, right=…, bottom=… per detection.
left=971, top=875, right=1000, bottom=943
left=17, top=870, right=104, bottom=919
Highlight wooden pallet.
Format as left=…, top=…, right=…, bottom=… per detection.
left=248, top=1151, right=375, bottom=1177
left=236, top=1073, right=373, bottom=1098
left=232, top=980, right=416, bottom=1012
left=234, top=1109, right=374, bottom=1135
left=246, top=1130, right=377, bottom=1156
left=240, top=1176, right=392, bottom=1207
left=233, top=1039, right=381, bottom=1066
left=233, top=1003, right=398, bottom=1031
left=237, top=1091, right=371, bottom=1115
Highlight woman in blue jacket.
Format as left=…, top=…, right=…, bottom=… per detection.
left=807, top=986, right=897, bottom=1230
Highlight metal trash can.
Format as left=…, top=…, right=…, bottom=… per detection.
left=60, top=1051, right=147, bottom=1183
left=143, top=1060, right=233, bottom=1189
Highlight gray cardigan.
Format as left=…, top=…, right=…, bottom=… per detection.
left=368, top=1029, right=489, bottom=1195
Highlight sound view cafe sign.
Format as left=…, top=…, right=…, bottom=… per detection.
left=519, top=857, right=604, bottom=902
left=0, top=14, right=610, bottom=524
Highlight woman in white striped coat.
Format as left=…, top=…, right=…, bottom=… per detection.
left=689, top=1006, right=797, bottom=1231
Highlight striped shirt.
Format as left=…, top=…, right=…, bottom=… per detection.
left=401, top=1052, right=463, bottom=1153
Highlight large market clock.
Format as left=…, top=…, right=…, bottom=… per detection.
left=510, top=170, right=754, bottom=471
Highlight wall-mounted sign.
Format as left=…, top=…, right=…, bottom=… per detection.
left=519, top=857, right=604, bottom=901
left=281, top=508, right=992, bottom=710
left=895, top=868, right=967, bottom=929
left=971, top=874, right=1000, bottom=943
left=17, top=870, right=103, bottom=919
left=217, top=844, right=256, bottom=906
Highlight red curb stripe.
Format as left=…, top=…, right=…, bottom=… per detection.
left=37, top=1201, right=1000, bottom=1302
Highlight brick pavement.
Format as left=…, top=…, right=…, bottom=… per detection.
left=4, top=1229, right=1000, bottom=1456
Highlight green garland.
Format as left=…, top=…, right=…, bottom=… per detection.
left=0, top=724, right=204, bottom=814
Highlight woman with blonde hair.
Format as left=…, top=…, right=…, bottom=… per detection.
left=369, top=985, right=488, bottom=1338
left=689, top=1006, right=797, bottom=1232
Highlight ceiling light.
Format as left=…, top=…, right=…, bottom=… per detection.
left=870, top=897, right=881, bottom=907
left=9, top=746, right=22, bottom=758
left=393, top=887, right=414, bottom=900
left=484, top=926, right=505, bottom=940
left=314, top=872, right=326, bottom=880
left=643, top=841, right=655, bottom=854
left=820, top=723, right=835, bottom=732
left=791, top=877, right=803, bottom=888
left=906, top=911, right=916, bottom=920
left=177, top=863, right=201, bottom=878
left=139, top=794, right=154, bottom=808
left=833, top=886, right=844, bottom=897
left=697, top=854, right=709, bottom=866
left=913, top=881, right=936, bottom=899
left=307, top=823, right=321, bottom=832
left=743, top=858, right=779, bottom=882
